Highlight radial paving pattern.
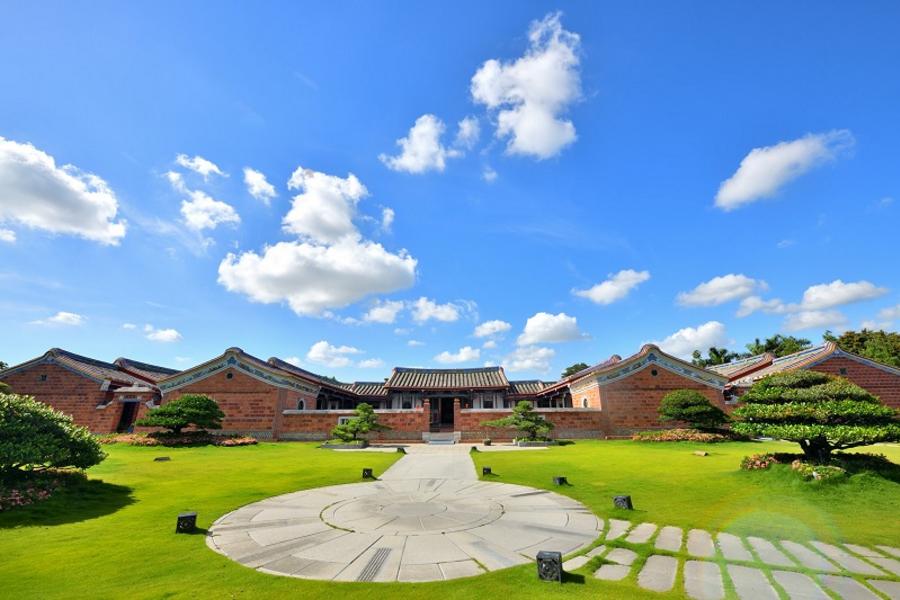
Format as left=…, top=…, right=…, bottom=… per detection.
left=207, top=477, right=601, bottom=582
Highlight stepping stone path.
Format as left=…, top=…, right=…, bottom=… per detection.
left=717, top=532, right=753, bottom=561
left=810, top=541, right=884, bottom=575
left=687, top=529, right=716, bottom=558
left=684, top=560, right=724, bottom=600
left=727, top=565, right=778, bottom=600
left=780, top=540, right=840, bottom=573
left=879, top=546, right=900, bottom=559
left=869, top=579, right=900, bottom=599
left=820, top=575, right=881, bottom=600
left=625, top=522, right=657, bottom=544
left=772, top=570, right=830, bottom=600
left=655, top=525, right=683, bottom=552
left=638, top=555, right=677, bottom=592
left=605, top=519, right=631, bottom=540
left=747, top=536, right=796, bottom=567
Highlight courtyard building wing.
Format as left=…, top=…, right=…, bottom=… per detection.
left=385, top=366, right=509, bottom=390
left=113, top=357, right=180, bottom=383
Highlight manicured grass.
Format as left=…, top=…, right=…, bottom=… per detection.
left=472, top=440, right=900, bottom=545
left=0, top=440, right=897, bottom=599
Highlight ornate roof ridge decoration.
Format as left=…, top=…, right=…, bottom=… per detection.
left=159, top=348, right=319, bottom=395
left=569, top=344, right=728, bottom=391
left=266, top=357, right=356, bottom=395
left=114, top=357, right=180, bottom=376
left=537, top=354, right=623, bottom=396
left=0, top=347, right=149, bottom=387
left=708, top=352, right=775, bottom=380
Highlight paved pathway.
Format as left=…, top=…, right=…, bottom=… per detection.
left=207, top=444, right=599, bottom=582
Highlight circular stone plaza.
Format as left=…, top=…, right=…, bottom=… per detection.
left=207, top=445, right=600, bottom=582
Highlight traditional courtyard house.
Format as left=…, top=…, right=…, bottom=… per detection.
left=0, top=348, right=166, bottom=433
left=561, top=344, right=728, bottom=437
left=266, top=357, right=361, bottom=409
left=723, top=342, right=900, bottom=409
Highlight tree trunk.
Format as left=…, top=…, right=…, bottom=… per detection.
left=800, top=438, right=831, bottom=463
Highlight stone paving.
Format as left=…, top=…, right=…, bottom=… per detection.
left=206, top=444, right=599, bottom=582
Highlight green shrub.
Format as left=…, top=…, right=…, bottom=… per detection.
left=331, top=403, right=389, bottom=442
left=0, top=381, right=11, bottom=394
left=790, top=459, right=847, bottom=482
left=659, top=389, right=729, bottom=431
left=0, top=393, right=106, bottom=473
left=733, top=371, right=900, bottom=463
left=481, top=400, right=554, bottom=441
left=135, top=394, right=224, bottom=434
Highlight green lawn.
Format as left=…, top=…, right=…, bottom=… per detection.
left=0, top=440, right=897, bottom=599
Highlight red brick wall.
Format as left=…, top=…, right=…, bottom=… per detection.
left=599, top=366, right=725, bottom=437
left=457, top=408, right=604, bottom=441
left=809, top=356, right=900, bottom=410
left=279, top=408, right=428, bottom=441
left=0, top=362, right=116, bottom=433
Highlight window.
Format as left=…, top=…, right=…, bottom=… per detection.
left=582, top=398, right=588, bottom=408
left=483, top=399, right=494, bottom=409
left=839, top=367, right=848, bottom=375
left=651, top=369, right=658, bottom=377
left=337, top=416, right=353, bottom=425
left=402, top=401, right=412, bottom=409
left=39, top=374, right=48, bottom=382
left=226, top=372, right=234, bottom=379
left=296, top=399, right=305, bottom=411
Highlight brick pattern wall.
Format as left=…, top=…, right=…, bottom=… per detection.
left=809, top=356, right=900, bottom=410
left=599, top=366, right=725, bottom=437
left=457, top=408, right=604, bottom=441
left=0, top=362, right=117, bottom=433
left=280, top=408, right=428, bottom=441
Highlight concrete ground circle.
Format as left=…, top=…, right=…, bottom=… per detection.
left=207, top=478, right=601, bottom=582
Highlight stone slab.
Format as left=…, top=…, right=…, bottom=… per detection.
left=625, top=522, right=658, bottom=544
left=810, top=541, right=884, bottom=575
left=687, top=529, right=716, bottom=558
left=562, top=555, right=591, bottom=571
left=717, top=532, right=752, bottom=562
left=605, top=519, right=632, bottom=540
left=869, top=556, right=900, bottom=577
left=868, top=579, right=900, bottom=600
left=771, top=570, right=829, bottom=600
left=586, top=544, right=607, bottom=558
left=727, top=565, right=778, bottom=600
left=844, top=544, right=884, bottom=558
left=398, top=563, right=444, bottom=582
left=781, top=540, right=840, bottom=573
left=606, top=548, right=638, bottom=566
left=819, top=575, right=881, bottom=600
left=638, top=555, right=677, bottom=592
left=877, top=546, right=900, bottom=559
left=594, top=563, right=631, bottom=581
left=438, top=560, right=483, bottom=580
left=747, top=537, right=795, bottom=567
left=684, top=560, right=724, bottom=600
left=655, top=526, right=683, bottom=552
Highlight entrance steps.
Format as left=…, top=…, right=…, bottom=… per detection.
left=423, top=431, right=460, bottom=445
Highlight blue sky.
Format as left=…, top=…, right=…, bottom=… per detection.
left=2, top=1, right=899, bottom=380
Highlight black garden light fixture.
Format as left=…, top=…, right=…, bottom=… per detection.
left=176, top=511, right=197, bottom=533
left=613, top=495, right=633, bottom=510
left=553, top=475, right=568, bottom=486
left=362, top=468, right=374, bottom=479
left=536, top=550, right=563, bottom=582
left=482, top=466, right=492, bottom=475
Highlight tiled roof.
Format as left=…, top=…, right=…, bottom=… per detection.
left=267, top=357, right=353, bottom=393
left=537, top=355, right=622, bottom=395
left=706, top=353, right=774, bottom=379
left=386, top=367, right=509, bottom=390
left=3, top=348, right=150, bottom=387
left=508, top=380, right=550, bottom=395
left=344, top=382, right=388, bottom=397
left=114, top=357, right=179, bottom=383
left=732, top=345, right=832, bottom=387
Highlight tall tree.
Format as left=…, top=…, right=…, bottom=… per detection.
left=692, top=347, right=739, bottom=367
left=0, top=361, right=7, bottom=370
left=744, top=335, right=811, bottom=358
left=823, top=329, right=900, bottom=368
left=561, top=362, right=590, bottom=378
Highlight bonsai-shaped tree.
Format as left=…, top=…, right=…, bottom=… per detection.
left=331, top=402, right=389, bottom=443
left=136, top=393, right=224, bottom=435
left=659, top=389, right=729, bottom=431
left=0, top=393, right=106, bottom=473
left=482, top=400, right=554, bottom=441
left=732, top=371, right=900, bottom=463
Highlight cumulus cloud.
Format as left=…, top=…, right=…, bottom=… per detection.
left=30, top=311, right=85, bottom=326
left=166, top=171, right=240, bottom=231
left=243, top=167, right=277, bottom=204
left=677, top=274, right=767, bottom=307
left=517, top=312, right=583, bottom=345
left=122, top=323, right=137, bottom=330
left=784, top=310, right=847, bottom=332
left=358, top=358, right=385, bottom=369
left=503, top=346, right=555, bottom=373
left=411, top=297, right=463, bottom=323
left=363, top=300, right=405, bottom=324
left=284, top=356, right=303, bottom=367
left=649, top=321, right=729, bottom=358
left=434, top=346, right=480, bottom=364
left=455, top=116, right=481, bottom=150
left=0, top=137, right=126, bottom=245
left=0, top=228, right=15, bottom=243
left=408, top=339, right=425, bottom=347
left=306, top=340, right=362, bottom=368
left=474, top=319, right=512, bottom=338
left=574, top=269, right=650, bottom=305
left=471, top=12, right=581, bottom=159
left=736, top=296, right=789, bottom=318
left=379, top=114, right=461, bottom=174
left=878, top=304, right=900, bottom=322
left=143, top=324, right=182, bottom=343
left=175, top=154, right=226, bottom=179
left=482, top=166, right=498, bottom=183
left=381, top=207, right=395, bottom=232
left=284, top=166, right=367, bottom=243
left=715, top=130, right=854, bottom=211
left=800, top=279, right=887, bottom=310
left=482, top=340, right=497, bottom=349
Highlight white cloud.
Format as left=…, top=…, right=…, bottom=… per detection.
left=736, top=296, right=788, bottom=318
left=167, top=171, right=240, bottom=231
left=284, top=356, right=303, bottom=367
left=471, top=12, right=581, bottom=159
left=218, top=238, right=416, bottom=317
left=777, top=239, right=796, bottom=249
left=878, top=304, right=900, bottom=321
left=474, top=319, right=512, bottom=338
left=784, top=310, right=847, bottom=332
left=0, top=137, right=126, bottom=245
left=407, top=339, right=425, bottom=347
left=381, top=207, right=395, bottom=232
left=284, top=166, right=367, bottom=243
left=379, top=114, right=461, bottom=174
left=482, top=166, right=498, bottom=183
left=517, top=312, right=583, bottom=345
left=649, top=321, right=729, bottom=358
left=800, top=279, right=887, bottom=310
left=122, top=323, right=137, bottom=330
left=243, top=167, right=277, bottom=204
left=306, top=340, right=362, bottom=368
left=677, top=274, right=766, bottom=307
left=455, top=116, right=480, bottom=149
left=358, top=358, right=384, bottom=369
left=434, top=346, right=480, bottom=364
left=574, top=269, right=650, bottom=305
left=30, top=311, right=85, bottom=326
left=412, top=297, right=461, bottom=323
left=175, top=154, right=226, bottom=179
left=482, top=340, right=497, bottom=349
left=144, top=324, right=182, bottom=343
left=503, top=346, right=555, bottom=373
left=363, top=300, right=405, bottom=324
left=715, top=130, right=854, bottom=211
left=0, top=228, right=15, bottom=243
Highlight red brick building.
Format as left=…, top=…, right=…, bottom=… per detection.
left=716, top=342, right=900, bottom=409
left=0, top=348, right=169, bottom=433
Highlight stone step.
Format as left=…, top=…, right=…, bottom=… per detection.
left=727, top=564, right=779, bottom=600
left=638, top=555, right=677, bottom=593
left=684, top=560, right=724, bottom=600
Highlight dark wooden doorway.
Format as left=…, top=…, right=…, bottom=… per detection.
left=116, top=402, right=139, bottom=433
left=439, top=398, right=454, bottom=427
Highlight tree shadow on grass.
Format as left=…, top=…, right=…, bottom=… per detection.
left=0, top=475, right=134, bottom=529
